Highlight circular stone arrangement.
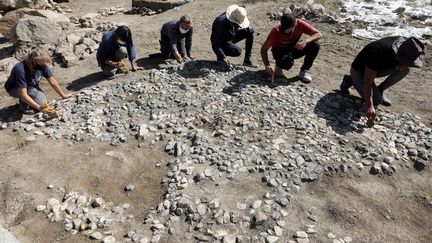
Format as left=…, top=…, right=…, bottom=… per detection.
left=5, top=62, right=429, bottom=242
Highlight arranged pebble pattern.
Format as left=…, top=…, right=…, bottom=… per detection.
left=6, top=61, right=430, bottom=242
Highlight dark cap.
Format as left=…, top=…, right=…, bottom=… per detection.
left=280, top=13, right=296, bottom=32
left=392, top=37, right=425, bottom=68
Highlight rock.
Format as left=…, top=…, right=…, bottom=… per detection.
left=90, top=231, right=103, bottom=240
left=209, top=198, right=220, bottom=209
left=384, top=156, right=395, bottom=164
left=0, top=57, right=17, bottom=74
left=177, top=197, right=192, bottom=209
left=266, top=236, right=279, bottom=243
left=25, top=135, right=36, bottom=142
left=327, top=233, right=336, bottom=239
left=370, top=163, right=382, bottom=175
left=35, top=205, right=46, bottom=212
left=252, top=200, right=262, bottom=209
left=253, top=211, right=267, bottom=226
left=125, top=184, right=135, bottom=192
left=34, top=10, right=70, bottom=26
left=295, top=231, right=308, bottom=239
left=102, top=236, right=116, bottom=243
left=274, top=226, right=283, bottom=236
left=0, top=224, right=20, bottom=243
left=61, top=53, right=79, bottom=68
left=15, top=15, right=62, bottom=44
left=92, top=197, right=104, bottom=207
left=344, top=237, right=353, bottom=243
left=223, top=234, right=237, bottom=243
left=76, top=195, right=87, bottom=205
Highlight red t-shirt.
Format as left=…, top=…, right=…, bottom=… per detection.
left=266, top=19, right=317, bottom=49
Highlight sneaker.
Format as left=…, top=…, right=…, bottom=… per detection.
left=22, top=109, right=37, bottom=115
left=340, top=74, right=353, bottom=95
left=243, top=60, right=259, bottom=68
left=299, top=69, right=312, bottom=83
left=381, top=95, right=392, bottom=106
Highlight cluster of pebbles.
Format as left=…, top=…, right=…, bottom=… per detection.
left=35, top=192, right=134, bottom=243
left=2, top=61, right=429, bottom=242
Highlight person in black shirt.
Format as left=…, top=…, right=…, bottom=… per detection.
left=159, top=15, right=195, bottom=63
left=211, top=4, right=257, bottom=67
left=340, top=36, right=425, bottom=126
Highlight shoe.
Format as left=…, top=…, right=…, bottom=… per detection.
left=381, top=95, right=392, bottom=106
left=299, top=69, right=312, bottom=83
left=243, top=60, right=259, bottom=68
left=340, top=74, right=353, bottom=95
left=22, top=109, right=37, bottom=115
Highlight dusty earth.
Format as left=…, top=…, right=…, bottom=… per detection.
left=0, top=0, right=431, bottom=242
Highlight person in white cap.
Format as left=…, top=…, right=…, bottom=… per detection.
left=210, top=4, right=257, bottom=67
left=340, top=36, right=425, bottom=126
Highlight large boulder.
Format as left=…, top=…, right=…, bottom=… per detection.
left=0, top=8, right=69, bottom=42
left=15, top=15, right=62, bottom=44
left=0, top=8, right=33, bottom=41
left=0, top=0, right=17, bottom=11
left=0, top=0, right=49, bottom=11
left=33, top=9, right=70, bottom=26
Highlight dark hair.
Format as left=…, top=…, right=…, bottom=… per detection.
left=113, top=25, right=133, bottom=45
left=179, top=15, right=191, bottom=24
left=280, top=13, right=296, bottom=31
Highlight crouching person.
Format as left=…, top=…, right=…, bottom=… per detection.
left=210, top=4, right=257, bottom=67
left=340, top=36, right=425, bottom=126
left=97, top=25, right=143, bottom=77
left=261, top=13, right=322, bottom=83
left=4, top=47, right=73, bottom=115
left=159, top=15, right=195, bottom=63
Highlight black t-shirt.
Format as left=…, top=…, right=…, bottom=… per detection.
left=351, top=36, right=400, bottom=76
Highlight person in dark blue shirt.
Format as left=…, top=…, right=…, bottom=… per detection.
left=210, top=4, right=257, bottom=67
left=96, top=26, right=143, bottom=77
left=159, top=15, right=195, bottom=63
left=4, top=47, right=73, bottom=114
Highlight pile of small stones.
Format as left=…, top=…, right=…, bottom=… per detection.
left=268, top=1, right=340, bottom=24
left=35, top=191, right=136, bottom=243
left=125, top=6, right=158, bottom=16
left=7, top=61, right=429, bottom=241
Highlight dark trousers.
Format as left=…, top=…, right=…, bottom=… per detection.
left=272, top=41, right=320, bottom=71
left=213, top=27, right=254, bottom=61
left=160, top=36, right=187, bottom=59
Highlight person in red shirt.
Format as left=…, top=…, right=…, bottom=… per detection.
left=261, top=13, right=323, bottom=83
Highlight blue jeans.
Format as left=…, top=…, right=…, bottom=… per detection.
left=8, top=86, right=46, bottom=110
left=350, top=67, right=410, bottom=105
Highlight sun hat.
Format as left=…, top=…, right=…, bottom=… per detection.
left=226, top=4, right=250, bottom=29
left=392, top=36, right=425, bottom=68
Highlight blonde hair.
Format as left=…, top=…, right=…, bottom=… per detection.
left=26, top=47, right=52, bottom=73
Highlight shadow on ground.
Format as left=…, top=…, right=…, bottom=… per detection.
left=223, top=70, right=300, bottom=95
left=178, top=60, right=232, bottom=79
left=314, top=91, right=367, bottom=135
left=136, top=56, right=167, bottom=70
left=66, top=72, right=107, bottom=91
left=0, top=104, right=23, bottom=123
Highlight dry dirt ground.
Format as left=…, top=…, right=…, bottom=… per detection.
left=0, top=0, right=431, bottom=242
